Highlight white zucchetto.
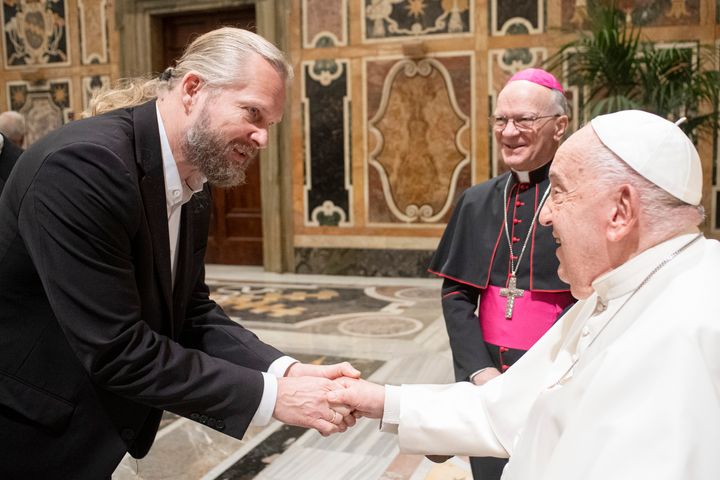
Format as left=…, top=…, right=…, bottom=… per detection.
left=590, top=110, right=702, bottom=205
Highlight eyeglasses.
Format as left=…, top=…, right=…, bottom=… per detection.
left=490, top=114, right=561, bottom=131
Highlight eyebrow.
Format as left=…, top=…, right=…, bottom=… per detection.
left=548, top=170, right=563, bottom=186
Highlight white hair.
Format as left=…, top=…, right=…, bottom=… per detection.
left=0, top=110, right=26, bottom=146
left=549, top=89, right=570, bottom=117
left=585, top=137, right=704, bottom=236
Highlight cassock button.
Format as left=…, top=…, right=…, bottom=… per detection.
left=513, top=218, right=522, bottom=224
left=516, top=201, right=525, bottom=207
left=581, top=327, right=590, bottom=337
left=512, top=236, right=520, bottom=243
left=217, top=420, right=226, bottom=431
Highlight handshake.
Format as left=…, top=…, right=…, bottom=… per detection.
left=273, top=361, right=386, bottom=436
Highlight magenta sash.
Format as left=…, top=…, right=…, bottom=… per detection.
left=478, top=286, right=574, bottom=350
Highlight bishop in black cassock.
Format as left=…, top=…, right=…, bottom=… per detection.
left=428, top=68, right=575, bottom=480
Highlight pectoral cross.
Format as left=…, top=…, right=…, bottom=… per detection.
left=499, top=274, right=524, bottom=319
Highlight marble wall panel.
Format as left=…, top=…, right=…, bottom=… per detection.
left=363, top=0, right=471, bottom=41
left=82, top=74, right=109, bottom=111
left=303, top=0, right=346, bottom=47
left=491, top=0, right=543, bottom=35
left=8, top=79, right=72, bottom=146
left=78, top=0, right=109, bottom=64
left=2, top=0, right=69, bottom=68
left=303, top=59, right=352, bottom=226
left=562, top=0, right=700, bottom=29
left=295, top=247, right=434, bottom=277
left=365, top=54, right=473, bottom=226
left=711, top=187, right=720, bottom=234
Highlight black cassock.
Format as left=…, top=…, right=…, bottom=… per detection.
left=428, top=164, right=574, bottom=480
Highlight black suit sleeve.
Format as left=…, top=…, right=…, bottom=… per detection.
left=441, top=278, right=495, bottom=382
left=179, top=265, right=285, bottom=371
left=19, top=143, right=266, bottom=439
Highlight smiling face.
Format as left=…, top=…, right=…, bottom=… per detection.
left=539, top=126, right=614, bottom=299
left=493, top=80, right=568, bottom=172
left=181, top=53, right=286, bottom=187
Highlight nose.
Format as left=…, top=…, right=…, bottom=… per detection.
left=539, top=198, right=552, bottom=226
left=499, top=119, right=521, bottom=137
left=251, top=127, right=269, bottom=149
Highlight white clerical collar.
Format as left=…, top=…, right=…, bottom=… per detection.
left=513, top=170, right=530, bottom=183
left=591, top=232, right=702, bottom=302
left=155, top=104, right=206, bottom=213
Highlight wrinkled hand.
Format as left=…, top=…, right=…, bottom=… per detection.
left=471, top=367, right=501, bottom=386
left=273, top=376, right=356, bottom=436
left=327, top=377, right=385, bottom=419
left=285, top=361, right=361, bottom=381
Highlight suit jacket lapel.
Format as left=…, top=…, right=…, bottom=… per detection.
left=133, top=100, right=173, bottom=329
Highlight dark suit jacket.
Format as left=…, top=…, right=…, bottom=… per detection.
left=0, top=100, right=283, bottom=478
left=0, top=132, right=23, bottom=193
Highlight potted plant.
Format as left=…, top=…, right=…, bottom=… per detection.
left=546, top=5, right=720, bottom=140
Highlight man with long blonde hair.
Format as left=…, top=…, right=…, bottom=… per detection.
left=0, top=27, right=357, bottom=478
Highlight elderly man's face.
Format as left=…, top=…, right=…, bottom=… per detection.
left=493, top=80, right=566, bottom=172
left=539, top=126, right=612, bottom=299
left=181, top=53, right=286, bottom=187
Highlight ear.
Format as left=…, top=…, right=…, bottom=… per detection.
left=553, top=115, right=569, bottom=141
left=607, top=184, right=639, bottom=242
left=179, top=72, right=204, bottom=112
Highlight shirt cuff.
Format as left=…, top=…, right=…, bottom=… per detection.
left=250, top=372, right=277, bottom=426
left=249, top=356, right=298, bottom=426
left=380, top=385, right=401, bottom=433
left=268, top=355, right=298, bottom=378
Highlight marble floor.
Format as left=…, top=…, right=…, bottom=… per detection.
left=112, top=266, right=473, bottom=480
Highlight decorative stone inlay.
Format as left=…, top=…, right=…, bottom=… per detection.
left=393, top=287, right=439, bottom=301
left=338, top=315, right=423, bottom=337
left=368, top=57, right=470, bottom=224
left=303, top=0, right=347, bottom=47
left=2, top=0, right=69, bottom=67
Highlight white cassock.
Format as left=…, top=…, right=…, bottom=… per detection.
left=382, top=233, right=720, bottom=479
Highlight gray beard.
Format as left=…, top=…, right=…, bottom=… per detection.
left=181, top=108, right=257, bottom=188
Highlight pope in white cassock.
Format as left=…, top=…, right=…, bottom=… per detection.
left=329, top=110, right=720, bottom=479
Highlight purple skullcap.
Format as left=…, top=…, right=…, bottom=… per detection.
left=507, top=68, right=564, bottom=94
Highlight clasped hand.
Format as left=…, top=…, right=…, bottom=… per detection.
left=273, top=361, right=361, bottom=436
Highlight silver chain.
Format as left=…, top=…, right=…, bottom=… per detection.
left=551, top=233, right=703, bottom=387
left=502, top=173, right=551, bottom=277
